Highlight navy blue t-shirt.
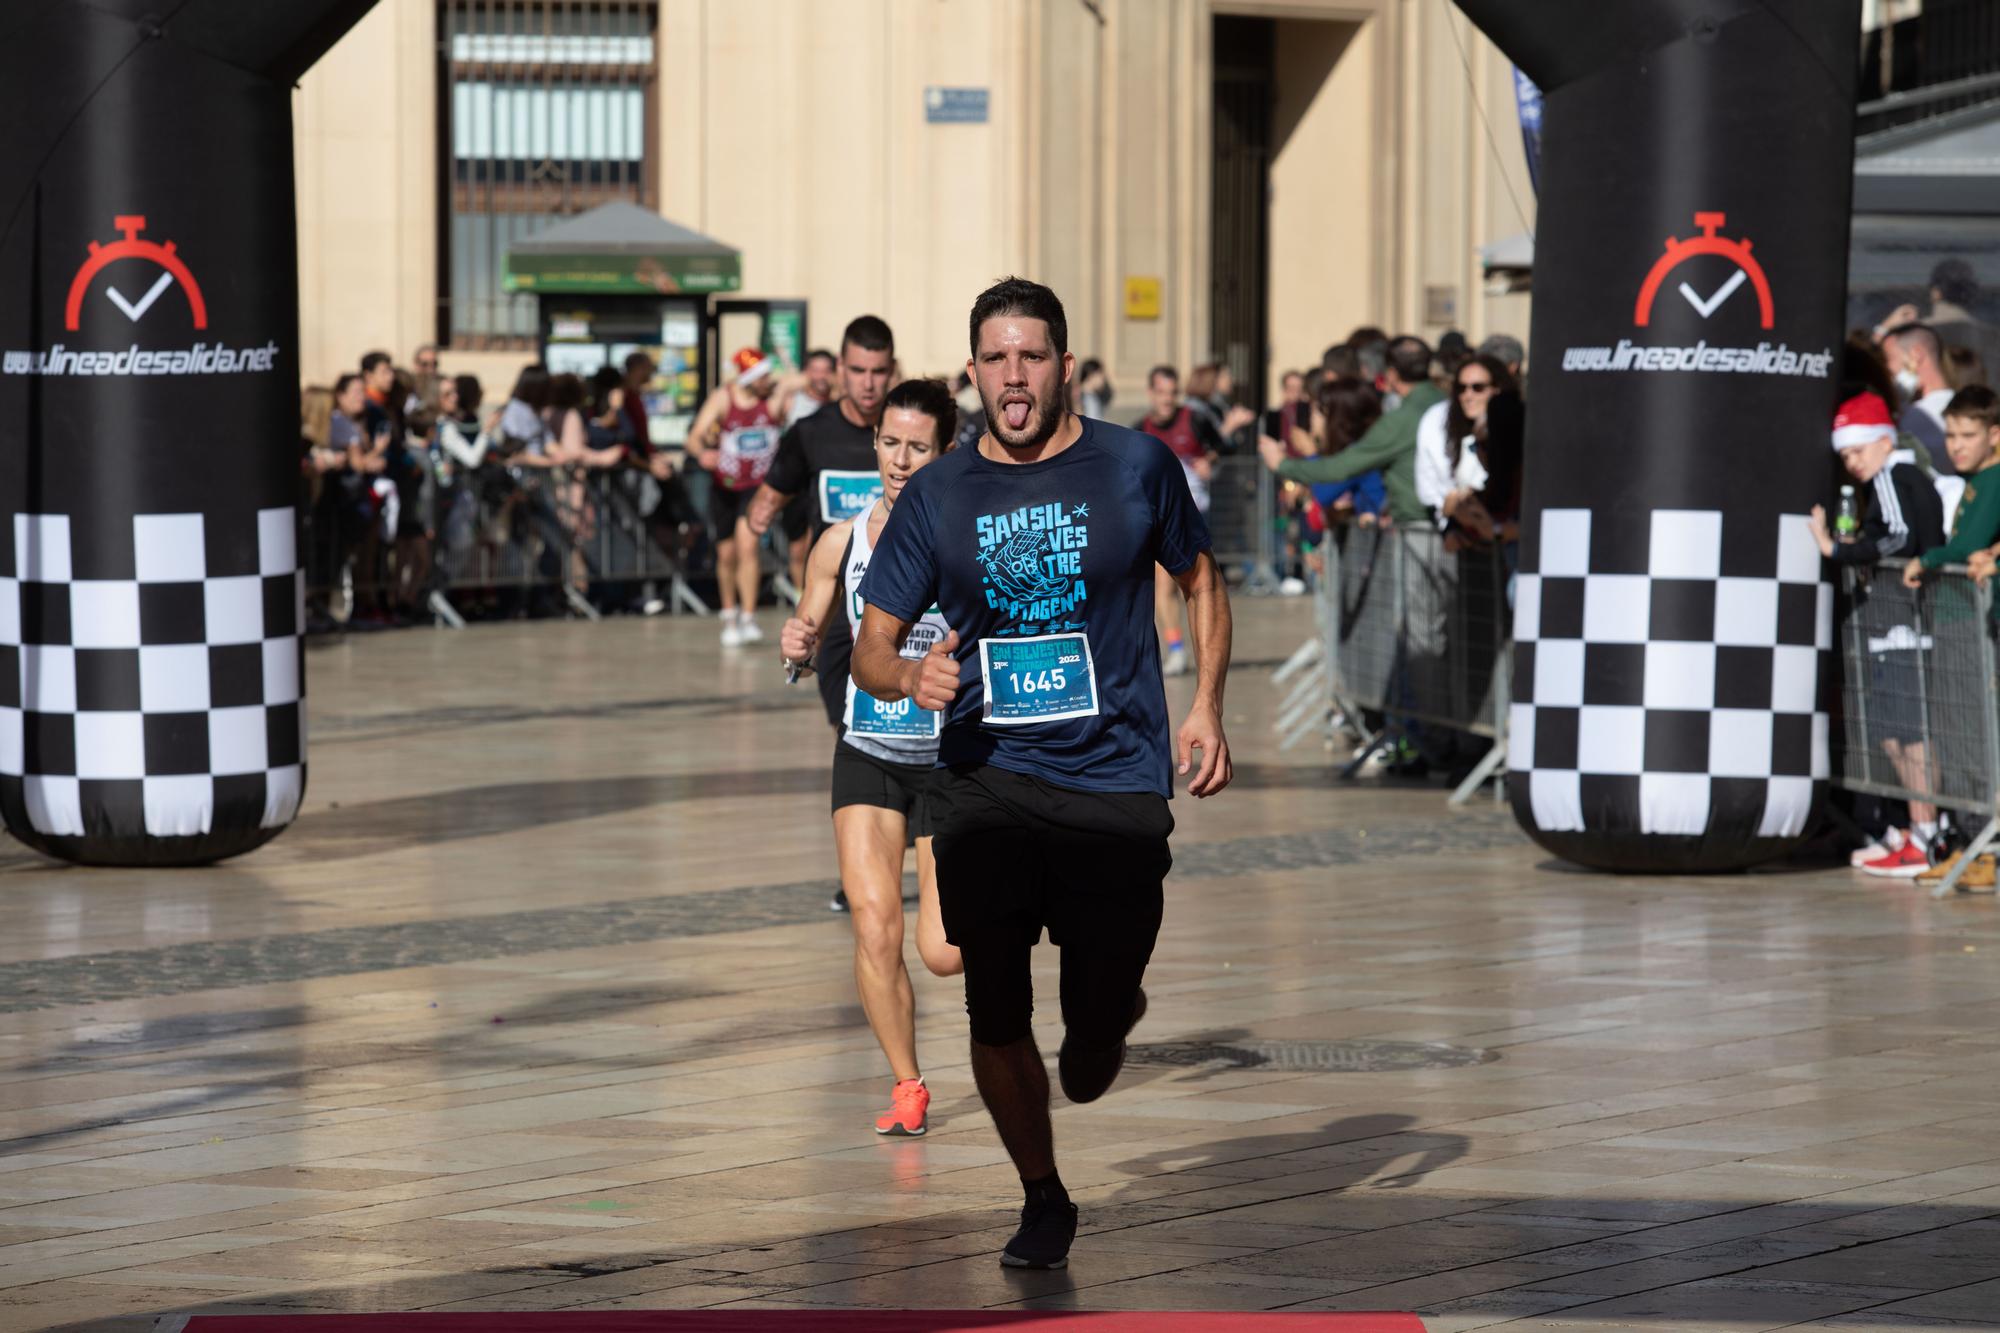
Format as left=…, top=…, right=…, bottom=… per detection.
left=859, top=417, right=1211, bottom=797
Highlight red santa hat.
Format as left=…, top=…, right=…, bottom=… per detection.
left=1831, top=392, right=1895, bottom=450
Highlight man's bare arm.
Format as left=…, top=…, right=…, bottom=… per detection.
left=1170, top=550, right=1233, bottom=797
left=686, top=388, right=728, bottom=467
left=853, top=605, right=919, bottom=700
left=855, top=604, right=960, bottom=712
left=747, top=481, right=792, bottom=536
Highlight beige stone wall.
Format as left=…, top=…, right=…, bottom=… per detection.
left=1267, top=12, right=1377, bottom=387
left=293, top=0, right=440, bottom=390
left=293, top=0, right=1536, bottom=403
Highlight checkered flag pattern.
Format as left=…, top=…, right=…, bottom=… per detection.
left=1508, top=507, right=1830, bottom=840
left=0, top=508, right=305, bottom=841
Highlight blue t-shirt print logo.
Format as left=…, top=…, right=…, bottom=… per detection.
left=974, top=501, right=1090, bottom=629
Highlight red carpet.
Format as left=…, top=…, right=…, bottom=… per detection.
left=177, top=1314, right=1426, bottom=1331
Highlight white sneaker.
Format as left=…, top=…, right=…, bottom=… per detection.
left=1162, top=643, right=1190, bottom=677
left=720, top=613, right=744, bottom=647
left=1279, top=577, right=1307, bottom=597
left=738, top=617, right=764, bottom=644
left=641, top=597, right=667, bottom=616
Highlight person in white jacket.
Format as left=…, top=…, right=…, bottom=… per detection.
left=1415, top=353, right=1514, bottom=543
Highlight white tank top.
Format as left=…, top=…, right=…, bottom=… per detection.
left=841, top=499, right=949, bottom=765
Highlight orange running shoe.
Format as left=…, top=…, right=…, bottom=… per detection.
left=875, top=1077, right=929, bottom=1137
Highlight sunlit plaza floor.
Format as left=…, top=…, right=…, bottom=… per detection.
left=1, top=599, right=1997, bottom=1332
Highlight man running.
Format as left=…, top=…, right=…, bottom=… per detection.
left=780, top=378, right=965, bottom=1139
left=752, top=317, right=898, bottom=910
left=853, top=278, right=1234, bottom=1271
left=751, top=318, right=896, bottom=713
left=688, top=347, right=788, bottom=645
left=766, top=348, right=842, bottom=590
left=1135, top=364, right=1223, bottom=677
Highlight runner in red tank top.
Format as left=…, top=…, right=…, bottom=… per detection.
left=1135, top=365, right=1223, bottom=676
left=690, top=347, right=790, bottom=643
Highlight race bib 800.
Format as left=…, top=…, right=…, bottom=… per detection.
left=847, top=688, right=941, bottom=739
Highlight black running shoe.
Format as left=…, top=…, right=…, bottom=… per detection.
left=1058, top=988, right=1146, bottom=1104
left=829, top=888, right=849, bottom=913
left=1000, top=1195, right=1078, bottom=1269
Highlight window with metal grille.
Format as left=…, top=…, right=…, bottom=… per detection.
left=437, top=1, right=658, bottom=350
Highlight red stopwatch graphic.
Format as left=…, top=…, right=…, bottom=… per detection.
left=1633, top=211, right=1773, bottom=330
left=64, top=215, right=208, bottom=333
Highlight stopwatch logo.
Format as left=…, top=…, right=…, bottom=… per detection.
left=1633, top=211, right=1773, bottom=331
left=64, top=215, right=209, bottom=334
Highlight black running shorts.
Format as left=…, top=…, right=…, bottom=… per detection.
left=929, top=763, right=1171, bottom=1048
left=831, top=739, right=935, bottom=838
left=707, top=482, right=755, bottom=536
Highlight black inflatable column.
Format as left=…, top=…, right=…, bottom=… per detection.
left=1452, top=0, right=1861, bottom=872
left=0, top=2, right=376, bottom=865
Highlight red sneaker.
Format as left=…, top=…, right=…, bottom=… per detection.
left=1861, top=841, right=1930, bottom=879
left=874, top=1077, right=929, bottom=1137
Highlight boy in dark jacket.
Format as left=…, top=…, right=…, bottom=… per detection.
left=1903, top=385, right=2000, bottom=588
left=1808, top=391, right=1947, bottom=876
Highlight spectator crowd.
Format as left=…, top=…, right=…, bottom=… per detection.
left=296, top=254, right=2000, bottom=891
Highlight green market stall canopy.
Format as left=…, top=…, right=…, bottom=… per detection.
left=506, top=202, right=741, bottom=295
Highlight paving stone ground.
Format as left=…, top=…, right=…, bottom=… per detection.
left=0, top=604, right=1996, bottom=1332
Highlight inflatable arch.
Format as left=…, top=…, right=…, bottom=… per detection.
left=0, top=2, right=379, bottom=865
left=1452, top=0, right=1863, bottom=871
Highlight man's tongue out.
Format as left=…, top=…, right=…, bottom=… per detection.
left=1003, top=399, right=1032, bottom=431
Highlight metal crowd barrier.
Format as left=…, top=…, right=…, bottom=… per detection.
left=1271, top=538, right=2000, bottom=893
left=1207, top=456, right=1281, bottom=594
left=1275, top=522, right=1510, bottom=807
left=305, top=458, right=710, bottom=629
left=1832, top=560, right=2000, bottom=897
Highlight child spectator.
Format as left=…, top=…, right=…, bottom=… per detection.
left=1900, top=385, right=2000, bottom=892
left=1808, top=392, right=1947, bottom=877
left=1902, top=385, right=2000, bottom=589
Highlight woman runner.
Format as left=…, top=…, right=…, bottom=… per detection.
left=780, top=378, right=964, bottom=1137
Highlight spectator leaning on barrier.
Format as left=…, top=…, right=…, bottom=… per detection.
left=1185, top=362, right=1256, bottom=454
left=1299, top=375, right=1386, bottom=525
left=1262, top=335, right=1441, bottom=528
left=1262, top=369, right=1308, bottom=455
left=1808, top=392, right=1944, bottom=570
left=1809, top=391, right=1948, bottom=877
left=1417, top=352, right=1514, bottom=545
left=359, top=350, right=399, bottom=439
left=1894, top=386, right=2000, bottom=892
left=1903, top=386, right=2000, bottom=592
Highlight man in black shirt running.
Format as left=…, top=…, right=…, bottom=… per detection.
left=749, top=316, right=897, bottom=732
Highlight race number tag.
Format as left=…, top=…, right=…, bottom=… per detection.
left=720, top=425, right=779, bottom=488
left=979, top=633, right=1098, bottom=726
left=847, top=688, right=941, bottom=739
left=818, top=470, right=882, bottom=524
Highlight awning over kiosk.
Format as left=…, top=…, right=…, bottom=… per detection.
left=506, top=201, right=742, bottom=295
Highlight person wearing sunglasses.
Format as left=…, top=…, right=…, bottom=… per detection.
left=1416, top=352, right=1521, bottom=550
